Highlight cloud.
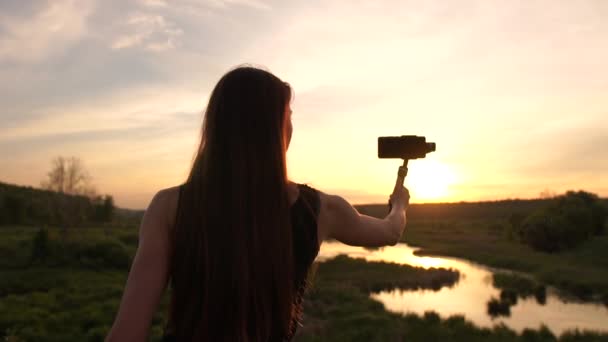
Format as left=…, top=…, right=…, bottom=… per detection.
left=111, top=12, right=183, bottom=51
left=0, top=108, right=201, bottom=209
left=138, top=0, right=167, bottom=7
left=170, top=0, right=272, bottom=11
left=2, top=0, right=608, bottom=207
left=0, top=84, right=204, bottom=142
left=109, top=0, right=273, bottom=53
left=0, top=0, right=94, bottom=63
left=207, top=0, right=271, bottom=11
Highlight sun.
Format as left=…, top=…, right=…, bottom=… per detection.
left=405, top=159, right=457, bottom=202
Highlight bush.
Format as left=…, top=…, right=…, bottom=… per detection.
left=117, top=232, right=138, bottom=246
left=81, top=239, right=131, bottom=269
left=509, top=212, right=526, bottom=231
left=487, top=297, right=511, bottom=318
left=519, top=191, right=607, bottom=252
left=500, top=289, right=518, bottom=305
left=29, top=236, right=132, bottom=270
left=30, top=227, right=50, bottom=264
left=521, top=325, right=556, bottom=341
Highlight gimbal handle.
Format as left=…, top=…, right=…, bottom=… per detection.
left=388, top=159, right=409, bottom=212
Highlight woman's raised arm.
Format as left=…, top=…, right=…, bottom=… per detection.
left=317, top=176, right=409, bottom=247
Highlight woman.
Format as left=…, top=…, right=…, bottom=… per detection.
left=106, top=66, right=409, bottom=341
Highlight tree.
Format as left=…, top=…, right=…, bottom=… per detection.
left=41, top=156, right=97, bottom=197
left=103, top=195, right=115, bottom=222
left=92, top=195, right=115, bottom=223
left=520, top=190, right=607, bottom=252
left=4, top=194, right=26, bottom=224
left=539, top=189, right=557, bottom=199
left=41, top=157, right=97, bottom=237
left=30, top=227, right=50, bottom=264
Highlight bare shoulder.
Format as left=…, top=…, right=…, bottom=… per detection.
left=317, top=190, right=350, bottom=214
left=289, top=183, right=343, bottom=214
left=287, top=181, right=300, bottom=206
left=144, top=186, right=181, bottom=230
left=316, top=190, right=357, bottom=242
left=151, top=186, right=180, bottom=206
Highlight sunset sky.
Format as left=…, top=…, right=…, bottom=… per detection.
left=1, top=0, right=607, bottom=209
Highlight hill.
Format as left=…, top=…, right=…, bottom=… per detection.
left=0, top=181, right=140, bottom=227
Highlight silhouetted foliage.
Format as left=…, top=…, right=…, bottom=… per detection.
left=518, top=191, right=607, bottom=252
left=521, top=325, right=557, bottom=342
left=29, top=227, right=49, bottom=264
left=500, top=289, right=518, bottom=306
left=358, top=198, right=554, bottom=221
left=2, top=195, right=26, bottom=225
left=493, top=273, right=547, bottom=305
left=1, top=228, right=607, bottom=341
left=489, top=287, right=547, bottom=318
left=116, top=231, right=139, bottom=246
left=535, top=286, right=547, bottom=305
left=509, top=212, right=526, bottom=232
left=41, top=156, right=96, bottom=197
left=487, top=297, right=511, bottom=318
left=92, top=195, right=115, bottom=222
left=316, top=254, right=460, bottom=293
left=0, top=182, right=116, bottom=227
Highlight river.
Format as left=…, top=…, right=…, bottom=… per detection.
left=317, top=241, right=608, bottom=335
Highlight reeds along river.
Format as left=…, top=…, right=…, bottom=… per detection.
left=317, top=241, right=608, bottom=335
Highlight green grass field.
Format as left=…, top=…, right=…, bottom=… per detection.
left=0, top=226, right=167, bottom=341
left=2, top=226, right=608, bottom=341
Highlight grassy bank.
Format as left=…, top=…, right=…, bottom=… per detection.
left=357, top=203, right=608, bottom=303
left=2, top=226, right=607, bottom=341
left=297, top=254, right=608, bottom=342
left=406, top=218, right=608, bottom=303
left=0, top=226, right=167, bottom=341
left=312, top=254, right=459, bottom=293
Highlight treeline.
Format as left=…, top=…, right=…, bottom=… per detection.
left=358, top=196, right=608, bottom=222
left=0, top=181, right=114, bottom=227
left=357, top=198, right=556, bottom=220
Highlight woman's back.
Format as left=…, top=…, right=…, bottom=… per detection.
left=163, top=182, right=321, bottom=341
left=106, top=66, right=408, bottom=342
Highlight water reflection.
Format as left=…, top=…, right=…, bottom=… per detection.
left=488, top=287, right=547, bottom=318
left=318, top=241, right=608, bottom=335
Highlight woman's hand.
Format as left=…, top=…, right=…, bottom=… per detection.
left=386, top=166, right=409, bottom=239
left=389, top=166, right=410, bottom=211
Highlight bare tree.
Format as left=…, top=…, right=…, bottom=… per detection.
left=539, top=189, right=557, bottom=199
left=45, top=157, right=66, bottom=193
left=41, top=156, right=97, bottom=197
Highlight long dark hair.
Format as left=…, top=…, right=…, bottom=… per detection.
left=169, top=66, right=294, bottom=341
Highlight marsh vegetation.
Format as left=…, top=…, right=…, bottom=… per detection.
left=1, top=183, right=607, bottom=341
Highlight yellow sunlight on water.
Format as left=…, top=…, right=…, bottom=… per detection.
left=405, top=159, right=457, bottom=202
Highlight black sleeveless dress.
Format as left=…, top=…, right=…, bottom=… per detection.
left=162, top=183, right=321, bottom=341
